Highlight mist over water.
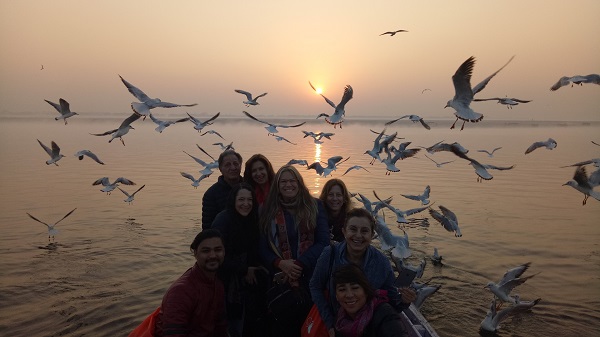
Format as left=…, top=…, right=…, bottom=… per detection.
left=1, top=117, right=598, bottom=337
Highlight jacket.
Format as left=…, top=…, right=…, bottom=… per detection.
left=201, top=175, right=241, bottom=229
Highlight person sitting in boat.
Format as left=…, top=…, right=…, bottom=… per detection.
left=258, top=165, right=330, bottom=337
left=319, top=178, right=353, bottom=243
left=243, top=154, right=275, bottom=209
left=212, top=183, right=270, bottom=337
left=309, top=207, right=416, bottom=337
left=202, top=150, right=243, bottom=229
left=154, top=229, right=228, bottom=337
left=333, top=264, right=407, bottom=337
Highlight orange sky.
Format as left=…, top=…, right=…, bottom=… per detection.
left=1, top=1, right=599, bottom=121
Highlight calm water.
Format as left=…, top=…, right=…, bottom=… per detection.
left=0, top=116, right=599, bottom=337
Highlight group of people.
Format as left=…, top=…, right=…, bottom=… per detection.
left=146, top=150, right=416, bottom=337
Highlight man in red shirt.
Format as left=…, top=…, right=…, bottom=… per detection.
left=155, top=229, right=228, bottom=337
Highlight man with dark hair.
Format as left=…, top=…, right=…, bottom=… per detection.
left=154, top=229, right=228, bottom=337
left=202, top=150, right=243, bottom=229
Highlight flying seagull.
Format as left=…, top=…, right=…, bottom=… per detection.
left=148, top=113, right=189, bottom=133
left=473, top=97, right=532, bottom=109
left=92, top=177, right=136, bottom=195
left=180, top=172, right=212, bottom=189
left=234, top=89, right=268, bottom=106
left=44, top=98, right=79, bottom=125
left=74, top=150, right=105, bottom=165
left=117, top=185, right=146, bottom=204
left=424, top=154, right=454, bottom=168
left=477, top=147, right=503, bottom=157
left=445, top=55, right=515, bottom=130
left=400, top=185, right=431, bottom=205
left=37, top=139, right=65, bottom=166
left=428, top=205, right=462, bottom=237
left=342, top=165, right=370, bottom=176
left=524, top=138, right=557, bottom=154
left=450, top=144, right=514, bottom=182
left=90, top=112, right=140, bottom=146
left=550, top=74, right=600, bottom=91
left=26, top=208, right=77, bottom=241
left=385, top=114, right=431, bottom=130
left=563, top=166, right=600, bottom=205
left=484, top=262, right=538, bottom=304
left=242, top=111, right=306, bottom=135
left=187, top=112, right=220, bottom=132
left=119, top=75, right=197, bottom=117
left=380, top=29, right=408, bottom=36
left=310, top=81, right=353, bottom=128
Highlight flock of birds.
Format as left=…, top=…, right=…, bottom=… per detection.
left=29, top=48, right=599, bottom=335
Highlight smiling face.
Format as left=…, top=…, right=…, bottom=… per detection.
left=235, top=188, right=253, bottom=216
left=326, top=185, right=344, bottom=215
left=278, top=171, right=299, bottom=201
left=219, top=154, right=241, bottom=183
left=251, top=160, right=268, bottom=185
left=194, top=237, right=225, bottom=274
left=336, top=282, right=367, bottom=319
left=342, top=216, right=373, bottom=255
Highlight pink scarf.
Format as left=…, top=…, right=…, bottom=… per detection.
left=335, top=290, right=389, bottom=337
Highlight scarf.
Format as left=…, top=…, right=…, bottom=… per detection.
left=335, top=290, right=389, bottom=337
left=274, top=205, right=314, bottom=260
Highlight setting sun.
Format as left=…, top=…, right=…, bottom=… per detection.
left=315, top=87, right=323, bottom=94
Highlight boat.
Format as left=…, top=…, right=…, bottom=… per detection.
left=401, top=303, right=440, bottom=337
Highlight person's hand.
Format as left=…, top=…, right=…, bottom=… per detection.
left=399, top=287, right=417, bottom=303
left=244, top=267, right=258, bottom=285
left=328, top=327, right=335, bottom=337
left=278, top=259, right=302, bottom=279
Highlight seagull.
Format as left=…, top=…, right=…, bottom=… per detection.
left=480, top=298, right=520, bottom=333
left=414, top=284, right=441, bottom=310
left=525, top=138, right=557, bottom=154
left=27, top=208, right=77, bottom=241
left=354, top=191, right=393, bottom=215
left=374, top=214, right=411, bottom=259
left=424, top=154, right=455, bottom=168
left=421, top=140, right=469, bottom=155
left=477, top=147, right=503, bottom=157
left=484, top=262, right=538, bottom=303
left=431, top=247, right=443, bottom=265
left=450, top=144, right=515, bottom=182
left=421, top=88, right=432, bottom=94
left=511, top=295, right=542, bottom=313
left=92, top=177, right=136, bottom=195
left=560, top=158, right=600, bottom=168
left=341, top=165, right=370, bottom=176
left=272, top=135, right=297, bottom=145
left=213, top=142, right=234, bottom=151
left=187, top=112, right=221, bottom=132
left=307, top=156, right=349, bottom=177
left=428, top=205, right=462, bottom=237
left=302, top=131, right=335, bottom=144
left=200, top=129, right=225, bottom=140
left=592, top=141, right=600, bottom=147
left=400, top=185, right=431, bottom=205
left=473, top=97, right=532, bottom=109
left=364, top=128, right=397, bottom=165
left=37, top=139, right=65, bottom=166
left=119, top=75, right=198, bottom=117
left=376, top=197, right=429, bottom=224
left=90, top=112, right=140, bottom=146
left=180, top=172, right=212, bottom=189
left=550, top=74, right=600, bottom=91
left=445, top=55, right=515, bottom=130
left=385, top=114, right=431, bottom=130
left=117, top=185, right=146, bottom=204
left=379, top=29, right=408, bottom=36
left=183, top=146, right=219, bottom=175
left=44, top=98, right=79, bottom=125
left=563, top=166, right=600, bottom=205
left=148, top=113, right=189, bottom=133
left=286, top=159, right=309, bottom=167
left=242, top=111, right=306, bottom=135
left=381, top=149, right=403, bottom=175
left=309, top=81, right=353, bottom=128
left=234, top=89, right=268, bottom=106
left=74, top=150, right=105, bottom=165
left=41, top=64, right=44, bottom=70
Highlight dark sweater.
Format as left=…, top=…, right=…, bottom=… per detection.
left=335, top=302, right=407, bottom=337
left=201, top=175, right=241, bottom=229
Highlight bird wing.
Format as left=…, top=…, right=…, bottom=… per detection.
left=196, top=145, right=218, bottom=161
left=511, top=98, right=531, bottom=103
left=309, top=81, right=337, bottom=108
left=254, top=92, right=268, bottom=100
left=242, top=110, right=269, bottom=125
left=472, top=55, right=515, bottom=95
left=483, top=164, right=515, bottom=171
left=524, top=141, right=543, bottom=154
left=58, top=98, right=71, bottom=115
left=498, top=262, right=531, bottom=284
left=276, top=121, right=306, bottom=128
left=131, top=184, right=146, bottom=196
left=55, top=208, right=77, bottom=225
left=37, top=139, right=53, bottom=157
left=438, top=205, right=458, bottom=222
left=50, top=141, right=61, bottom=158
left=452, top=56, right=476, bottom=102
left=44, top=99, right=61, bottom=113
left=180, top=172, right=196, bottom=181
left=115, top=177, right=136, bottom=185
left=184, top=151, right=209, bottom=166
left=116, top=187, right=131, bottom=197
left=472, top=97, right=502, bottom=102
left=234, top=89, right=253, bottom=100
left=78, top=150, right=104, bottom=164
left=573, top=166, right=591, bottom=188
left=419, top=118, right=431, bottom=130
left=550, top=76, right=571, bottom=91
left=405, top=205, right=430, bottom=216
left=92, top=177, right=109, bottom=186
left=90, top=129, right=118, bottom=136
left=119, top=75, right=151, bottom=102
left=149, top=113, right=162, bottom=125
left=119, top=112, right=141, bottom=129
left=26, top=212, right=50, bottom=227
left=152, top=102, right=197, bottom=108
left=337, top=85, right=354, bottom=109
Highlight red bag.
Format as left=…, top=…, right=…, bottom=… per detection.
left=301, top=303, right=329, bottom=337
left=128, top=306, right=161, bottom=337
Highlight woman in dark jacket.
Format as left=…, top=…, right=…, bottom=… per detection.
left=212, top=183, right=269, bottom=337
left=319, top=178, right=352, bottom=242
left=333, top=264, right=407, bottom=337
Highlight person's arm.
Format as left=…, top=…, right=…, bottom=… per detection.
left=201, top=186, right=217, bottom=230
left=309, top=245, right=336, bottom=329
left=258, top=228, right=279, bottom=275
left=379, top=257, right=409, bottom=312
left=371, top=303, right=407, bottom=337
left=297, top=200, right=330, bottom=269
left=212, top=212, right=248, bottom=277
left=160, top=284, right=196, bottom=337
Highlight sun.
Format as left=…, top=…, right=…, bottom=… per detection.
left=315, top=87, right=323, bottom=95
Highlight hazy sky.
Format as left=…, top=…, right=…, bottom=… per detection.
left=1, top=1, right=599, bottom=121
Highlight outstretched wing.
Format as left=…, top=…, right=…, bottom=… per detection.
left=119, top=75, right=151, bottom=102
left=234, top=89, right=253, bottom=100
left=55, top=208, right=77, bottom=225
left=26, top=212, right=50, bottom=227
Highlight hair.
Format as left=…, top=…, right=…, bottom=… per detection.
left=333, top=264, right=376, bottom=301
left=190, top=229, right=224, bottom=253
left=260, top=165, right=317, bottom=234
left=344, top=207, right=376, bottom=233
left=319, top=178, right=352, bottom=215
left=243, top=154, right=275, bottom=187
left=226, top=182, right=258, bottom=217
left=218, top=150, right=243, bottom=171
